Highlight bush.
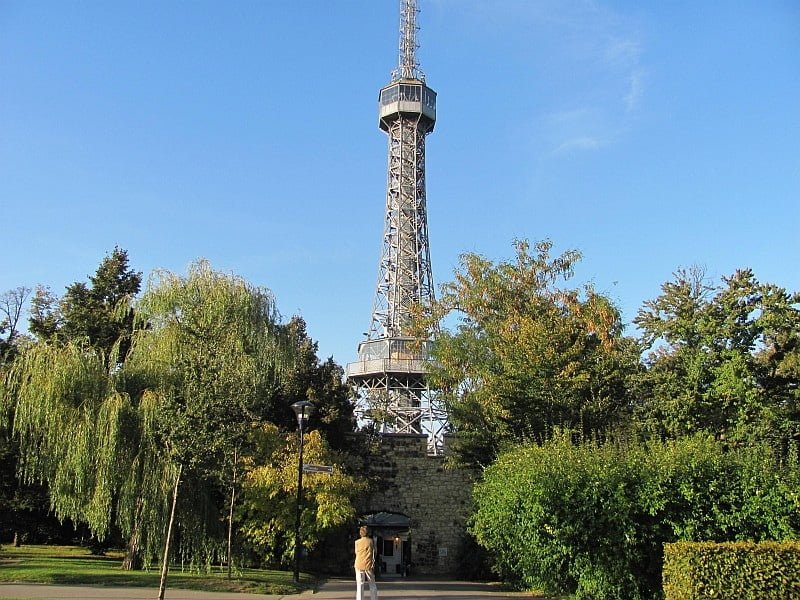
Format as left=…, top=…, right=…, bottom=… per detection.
left=663, top=541, right=800, bottom=599
left=470, top=432, right=800, bottom=600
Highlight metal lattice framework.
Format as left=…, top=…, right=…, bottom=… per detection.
left=346, top=0, right=448, bottom=455
left=370, top=110, right=434, bottom=338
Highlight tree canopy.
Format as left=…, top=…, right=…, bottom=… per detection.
left=472, top=431, right=800, bottom=599
left=423, top=239, right=641, bottom=467
left=237, top=423, right=364, bottom=566
left=271, top=317, right=355, bottom=449
left=126, top=260, right=291, bottom=475
left=29, top=247, right=141, bottom=361
left=634, top=266, right=800, bottom=445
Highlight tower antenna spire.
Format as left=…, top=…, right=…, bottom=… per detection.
left=393, top=0, right=424, bottom=82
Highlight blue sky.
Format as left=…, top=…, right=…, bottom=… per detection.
left=2, top=0, right=798, bottom=364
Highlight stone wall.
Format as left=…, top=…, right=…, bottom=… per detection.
left=360, top=434, right=474, bottom=575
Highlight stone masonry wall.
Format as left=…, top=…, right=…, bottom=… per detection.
left=361, top=434, right=474, bottom=575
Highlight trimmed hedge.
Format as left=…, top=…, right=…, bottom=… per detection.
left=663, top=541, right=800, bottom=599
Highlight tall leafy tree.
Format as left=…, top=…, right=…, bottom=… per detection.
left=422, top=239, right=641, bottom=467
left=1, top=287, right=52, bottom=549
left=1, top=341, right=157, bottom=547
left=122, top=260, right=293, bottom=594
left=634, top=266, right=800, bottom=444
left=228, top=317, right=356, bottom=571
left=27, top=285, right=60, bottom=340
left=29, top=247, right=141, bottom=361
left=3, top=251, right=140, bottom=551
left=272, top=317, right=355, bottom=449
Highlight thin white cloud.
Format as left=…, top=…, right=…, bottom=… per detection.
left=548, top=107, right=596, bottom=125
left=554, top=136, right=604, bottom=154
left=541, top=107, right=614, bottom=156
left=605, top=37, right=643, bottom=68
left=624, top=69, right=646, bottom=112
left=430, top=0, right=647, bottom=156
left=540, top=2, right=645, bottom=154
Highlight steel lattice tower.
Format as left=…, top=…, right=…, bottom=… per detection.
left=346, top=0, right=447, bottom=455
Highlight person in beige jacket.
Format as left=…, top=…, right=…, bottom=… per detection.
left=354, top=526, right=379, bottom=600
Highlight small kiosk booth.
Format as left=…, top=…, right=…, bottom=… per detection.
left=361, top=512, right=412, bottom=577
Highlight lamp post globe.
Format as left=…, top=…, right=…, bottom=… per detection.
left=291, top=400, right=315, bottom=431
left=291, top=400, right=315, bottom=584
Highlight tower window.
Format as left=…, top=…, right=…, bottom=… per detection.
left=381, top=87, right=399, bottom=105
left=399, top=84, right=421, bottom=102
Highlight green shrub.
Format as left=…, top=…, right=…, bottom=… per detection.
left=471, top=432, right=648, bottom=599
left=663, top=541, right=800, bottom=599
left=470, top=432, right=800, bottom=600
left=638, top=437, right=800, bottom=543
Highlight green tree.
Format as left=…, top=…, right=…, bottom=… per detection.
left=634, top=267, right=800, bottom=444
left=2, top=251, right=140, bottom=553
left=423, top=239, right=641, bottom=467
left=272, top=317, right=355, bottom=449
left=29, top=247, right=141, bottom=360
left=1, top=341, right=170, bottom=555
left=237, top=423, right=365, bottom=567
left=122, top=261, right=292, bottom=595
left=0, top=434, right=53, bottom=547
left=2, top=286, right=74, bottom=549
left=28, top=285, right=60, bottom=339
left=127, top=261, right=291, bottom=473
left=227, top=317, right=356, bottom=571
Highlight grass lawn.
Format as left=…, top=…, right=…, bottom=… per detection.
left=0, top=544, right=309, bottom=595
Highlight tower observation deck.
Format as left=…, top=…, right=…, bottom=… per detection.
left=346, top=0, right=448, bottom=455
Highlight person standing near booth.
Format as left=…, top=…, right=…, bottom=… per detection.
left=354, top=526, right=379, bottom=600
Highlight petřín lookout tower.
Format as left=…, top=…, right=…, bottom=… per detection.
left=346, top=0, right=448, bottom=455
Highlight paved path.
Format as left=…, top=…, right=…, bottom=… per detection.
left=306, top=577, right=529, bottom=598
left=0, top=577, right=532, bottom=599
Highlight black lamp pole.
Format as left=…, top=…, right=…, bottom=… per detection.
left=291, top=400, right=314, bottom=584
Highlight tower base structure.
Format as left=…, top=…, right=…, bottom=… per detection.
left=309, top=433, right=474, bottom=577
left=360, top=434, right=474, bottom=576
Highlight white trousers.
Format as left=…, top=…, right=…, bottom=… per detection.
left=355, top=569, right=378, bottom=600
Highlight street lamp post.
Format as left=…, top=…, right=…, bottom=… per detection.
left=291, top=400, right=315, bottom=584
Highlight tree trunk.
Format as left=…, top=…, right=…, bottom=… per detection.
left=122, top=497, right=144, bottom=570
left=13, top=531, right=20, bottom=547
left=227, top=449, right=237, bottom=580
left=122, top=524, right=141, bottom=570
left=157, top=464, right=182, bottom=600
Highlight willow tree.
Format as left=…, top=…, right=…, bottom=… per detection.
left=0, top=260, right=293, bottom=588
left=0, top=341, right=164, bottom=542
left=123, top=261, right=292, bottom=596
left=1, top=251, right=140, bottom=549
